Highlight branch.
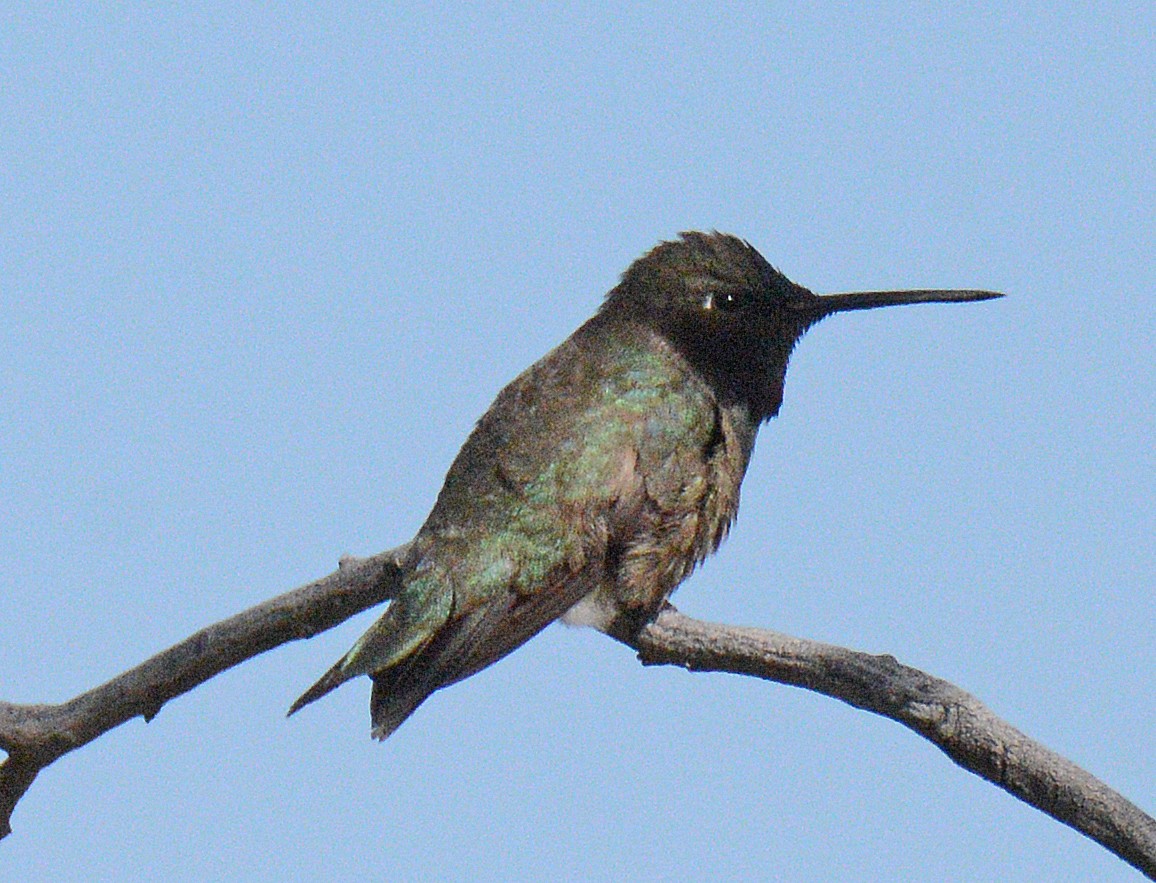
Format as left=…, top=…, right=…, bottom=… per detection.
left=620, top=610, right=1156, bottom=879
left=0, top=546, right=408, bottom=839
left=1, top=560, right=1152, bottom=879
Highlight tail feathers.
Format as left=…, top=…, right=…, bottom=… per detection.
left=288, top=661, right=353, bottom=717
left=288, top=656, right=432, bottom=740
left=370, top=675, right=433, bottom=740
left=288, top=591, right=443, bottom=720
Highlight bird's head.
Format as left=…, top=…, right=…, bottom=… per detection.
left=602, top=231, right=1001, bottom=421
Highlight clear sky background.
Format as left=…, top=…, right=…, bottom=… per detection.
left=2, top=5, right=1152, bottom=881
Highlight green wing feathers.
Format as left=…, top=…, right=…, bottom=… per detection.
left=289, top=320, right=726, bottom=737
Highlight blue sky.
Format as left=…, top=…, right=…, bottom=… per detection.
left=2, top=5, right=1152, bottom=880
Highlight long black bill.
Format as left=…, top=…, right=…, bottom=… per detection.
left=794, top=288, right=1004, bottom=317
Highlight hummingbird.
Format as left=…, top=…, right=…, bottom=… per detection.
left=290, top=231, right=1002, bottom=739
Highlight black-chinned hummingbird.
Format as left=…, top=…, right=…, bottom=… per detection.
left=290, top=232, right=1001, bottom=738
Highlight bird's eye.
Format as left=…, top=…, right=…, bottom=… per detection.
left=704, top=289, right=746, bottom=312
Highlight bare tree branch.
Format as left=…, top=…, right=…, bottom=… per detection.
left=1, top=555, right=1152, bottom=878
left=621, top=609, right=1156, bottom=879
left=0, top=547, right=408, bottom=839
